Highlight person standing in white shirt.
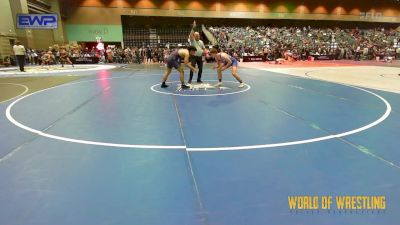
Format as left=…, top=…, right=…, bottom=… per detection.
left=13, top=41, right=26, bottom=72
left=188, top=20, right=206, bottom=83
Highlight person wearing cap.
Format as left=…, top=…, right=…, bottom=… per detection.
left=13, top=41, right=26, bottom=72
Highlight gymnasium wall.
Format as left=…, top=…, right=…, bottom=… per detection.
left=0, top=0, right=17, bottom=58
left=0, top=0, right=16, bottom=35
left=1, top=0, right=66, bottom=51
left=62, top=0, right=400, bottom=43
left=63, top=0, right=400, bottom=22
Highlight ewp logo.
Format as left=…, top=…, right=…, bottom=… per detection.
left=17, top=14, right=58, bottom=29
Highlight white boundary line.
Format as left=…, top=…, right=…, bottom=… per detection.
left=5, top=77, right=391, bottom=151
left=0, top=83, right=29, bottom=104
left=0, top=65, right=116, bottom=76
left=188, top=85, right=391, bottom=151
left=5, top=77, right=185, bottom=149
left=150, top=80, right=251, bottom=97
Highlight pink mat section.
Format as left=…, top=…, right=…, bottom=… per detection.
left=241, top=60, right=400, bottom=69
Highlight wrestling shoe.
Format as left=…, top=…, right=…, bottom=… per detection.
left=181, top=84, right=190, bottom=89
left=214, top=82, right=223, bottom=87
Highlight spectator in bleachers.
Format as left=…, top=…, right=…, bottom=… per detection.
left=208, top=26, right=399, bottom=61
left=2, top=56, right=11, bottom=67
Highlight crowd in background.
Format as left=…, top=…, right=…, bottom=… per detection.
left=2, top=26, right=400, bottom=67
left=208, top=26, right=400, bottom=61
left=100, top=47, right=171, bottom=64
left=71, top=46, right=171, bottom=65
left=2, top=44, right=175, bottom=66
left=3, top=44, right=88, bottom=66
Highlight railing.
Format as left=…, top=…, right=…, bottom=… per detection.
left=123, top=26, right=191, bottom=48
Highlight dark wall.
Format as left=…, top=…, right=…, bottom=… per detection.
left=121, top=16, right=400, bottom=29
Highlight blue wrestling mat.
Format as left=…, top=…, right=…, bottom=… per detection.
left=0, top=65, right=399, bottom=225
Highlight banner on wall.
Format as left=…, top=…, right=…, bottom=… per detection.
left=243, top=56, right=265, bottom=62
left=71, top=57, right=99, bottom=64
left=17, top=14, right=58, bottom=29
left=66, top=25, right=123, bottom=42
left=310, top=54, right=335, bottom=60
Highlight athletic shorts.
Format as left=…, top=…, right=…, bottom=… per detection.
left=166, top=56, right=181, bottom=69
left=224, top=58, right=238, bottom=68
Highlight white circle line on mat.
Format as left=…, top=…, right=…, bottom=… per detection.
left=150, top=80, right=251, bottom=97
left=5, top=77, right=391, bottom=151
left=0, top=83, right=29, bottom=104
left=0, top=65, right=116, bottom=75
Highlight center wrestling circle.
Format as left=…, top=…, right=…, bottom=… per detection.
left=150, top=80, right=251, bottom=96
